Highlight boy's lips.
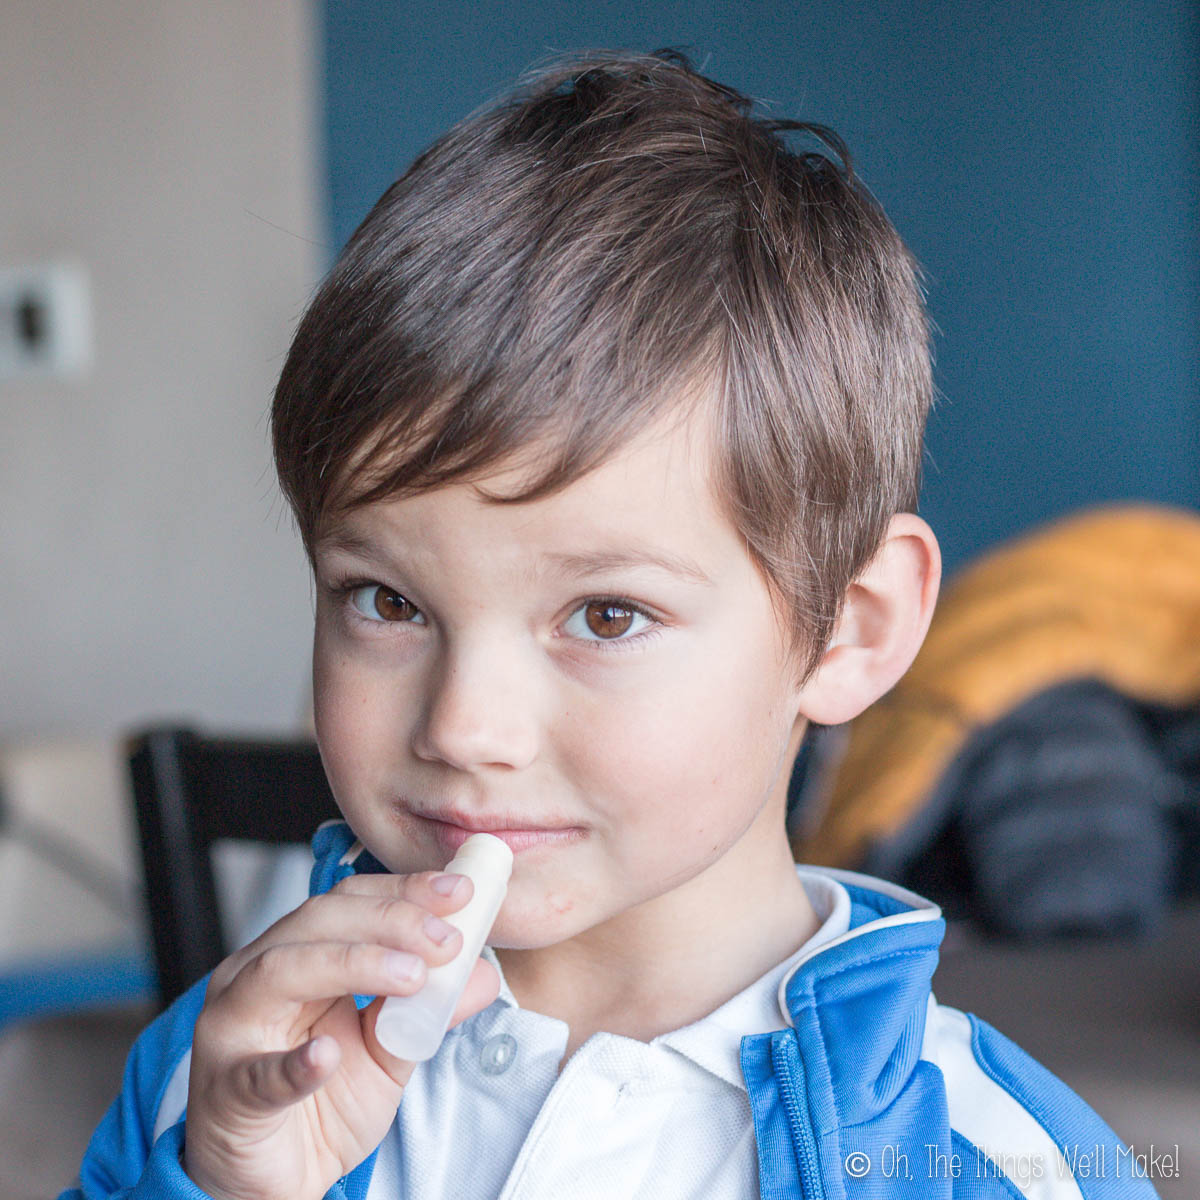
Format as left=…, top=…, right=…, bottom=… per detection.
left=416, top=810, right=586, bottom=855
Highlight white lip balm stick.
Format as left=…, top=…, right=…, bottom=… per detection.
left=374, top=832, right=514, bottom=1062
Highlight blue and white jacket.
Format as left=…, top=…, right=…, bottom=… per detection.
left=62, top=821, right=1160, bottom=1199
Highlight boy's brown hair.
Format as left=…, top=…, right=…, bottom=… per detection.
left=272, top=47, right=934, bottom=687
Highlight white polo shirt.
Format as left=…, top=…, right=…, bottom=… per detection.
left=367, top=866, right=852, bottom=1199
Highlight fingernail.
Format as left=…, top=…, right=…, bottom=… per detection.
left=385, top=951, right=423, bottom=981
left=424, top=913, right=457, bottom=944
left=431, top=873, right=463, bottom=896
left=303, top=1035, right=334, bottom=1070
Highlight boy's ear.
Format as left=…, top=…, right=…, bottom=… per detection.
left=791, top=513, right=941, bottom=727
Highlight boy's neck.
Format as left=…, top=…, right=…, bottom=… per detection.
left=494, top=841, right=821, bottom=1069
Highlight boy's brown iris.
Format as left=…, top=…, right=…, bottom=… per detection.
left=585, top=602, right=634, bottom=639
left=374, top=590, right=418, bottom=622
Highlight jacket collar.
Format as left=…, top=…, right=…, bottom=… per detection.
left=768, top=866, right=945, bottom=1126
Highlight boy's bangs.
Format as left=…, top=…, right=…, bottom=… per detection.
left=316, top=337, right=719, bottom=534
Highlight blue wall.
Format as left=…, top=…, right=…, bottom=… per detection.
left=320, top=2, right=1200, bottom=578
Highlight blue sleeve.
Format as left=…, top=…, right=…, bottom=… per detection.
left=58, top=975, right=214, bottom=1200
left=969, top=1014, right=1163, bottom=1199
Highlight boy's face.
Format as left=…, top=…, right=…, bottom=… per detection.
left=311, top=403, right=811, bottom=959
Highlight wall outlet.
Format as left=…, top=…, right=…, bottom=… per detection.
left=0, top=262, right=93, bottom=381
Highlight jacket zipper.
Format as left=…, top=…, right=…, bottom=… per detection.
left=772, top=1033, right=824, bottom=1198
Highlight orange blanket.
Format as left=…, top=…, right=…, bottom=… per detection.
left=789, top=501, right=1200, bottom=867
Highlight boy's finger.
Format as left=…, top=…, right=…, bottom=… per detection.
left=213, top=940, right=430, bottom=1028
left=234, top=1035, right=341, bottom=1113
left=243, top=892, right=464, bottom=967
left=330, top=869, right=474, bottom=912
left=207, top=874, right=473, bottom=1000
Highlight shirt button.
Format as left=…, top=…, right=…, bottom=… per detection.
left=480, top=1033, right=518, bottom=1075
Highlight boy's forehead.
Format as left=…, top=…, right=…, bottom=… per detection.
left=316, top=401, right=728, bottom=564
left=484, top=400, right=713, bottom=499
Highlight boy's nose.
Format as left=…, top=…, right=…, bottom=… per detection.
left=410, top=638, right=540, bottom=771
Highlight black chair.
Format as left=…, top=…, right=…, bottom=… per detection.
left=127, top=726, right=340, bottom=1010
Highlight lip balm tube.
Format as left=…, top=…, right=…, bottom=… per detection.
left=374, top=832, right=514, bottom=1062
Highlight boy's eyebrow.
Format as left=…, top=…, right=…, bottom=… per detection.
left=542, top=549, right=710, bottom=585
left=314, top=528, right=383, bottom=559
left=541, top=548, right=716, bottom=587
left=315, top=528, right=715, bottom=587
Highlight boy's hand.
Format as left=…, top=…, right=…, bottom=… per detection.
left=182, top=870, right=500, bottom=1200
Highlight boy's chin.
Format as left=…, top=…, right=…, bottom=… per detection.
left=488, top=895, right=585, bottom=952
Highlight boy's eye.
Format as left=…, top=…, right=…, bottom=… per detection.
left=340, top=582, right=658, bottom=649
left=348, top=584, right=425, bottom=624
left=563, top=599, right=653, bottom=643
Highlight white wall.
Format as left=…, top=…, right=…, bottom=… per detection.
left=0, top=1, right=323, bottom=741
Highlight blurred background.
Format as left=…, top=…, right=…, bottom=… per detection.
left=2, top=2, right=1198, bottom=1197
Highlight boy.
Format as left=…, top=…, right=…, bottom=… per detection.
left=65, top=48, right=1157, bottom=1200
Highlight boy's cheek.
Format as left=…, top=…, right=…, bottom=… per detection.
left=311, top=662, right=394, bottom=797
left=312, top=621, right=383, bottom=723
